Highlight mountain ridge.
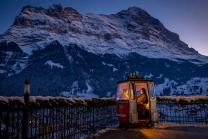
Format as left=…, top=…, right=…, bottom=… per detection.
left=0, top=5, right=204, bottom=59
left=0, top=4, right=208, bottom=97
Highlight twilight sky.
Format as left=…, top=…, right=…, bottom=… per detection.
left=0, top=0, right=208, bottom=56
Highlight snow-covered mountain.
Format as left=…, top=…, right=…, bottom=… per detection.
left=0, top=4, right=208, bottom=97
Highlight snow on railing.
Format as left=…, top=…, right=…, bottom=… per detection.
left=0, top=96, right=116, bottom=106
left=158, top=96, right=208, bottom=102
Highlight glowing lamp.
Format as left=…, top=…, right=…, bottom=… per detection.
left=24, top=80, right=30, bottom=104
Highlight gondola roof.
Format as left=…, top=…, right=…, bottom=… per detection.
left=117, top=73, right=154, bottom=84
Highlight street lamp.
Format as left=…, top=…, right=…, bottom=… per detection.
left=24, top=80, right=30, bottom=104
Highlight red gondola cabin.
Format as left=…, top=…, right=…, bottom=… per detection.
left=116, top=73, right=157, bottom=127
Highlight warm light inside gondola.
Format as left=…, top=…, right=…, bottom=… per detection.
left=116, top=83, right=129, bottom=100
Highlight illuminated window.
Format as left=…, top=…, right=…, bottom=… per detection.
left=116, top=83, right=129, bottom=100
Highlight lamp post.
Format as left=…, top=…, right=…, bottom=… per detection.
left=23, top=79, right=30, bottom=139
left=24, top=80, right=30, bottom=104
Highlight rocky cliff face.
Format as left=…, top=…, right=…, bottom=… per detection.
left=0, top=4, right=208, bottom=97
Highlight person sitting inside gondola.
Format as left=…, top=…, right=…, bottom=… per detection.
left=137, top=88, right=148, bottom=119
left=137, top=88, right=148, bottom=104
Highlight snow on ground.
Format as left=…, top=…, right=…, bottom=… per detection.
left=145, top=73, right=154, bottom=78
left=101, top=61, right=118, bottom=72
left=77, top=80, right=98, bottom=98
left=61, top=80, right=98, bottom=98
left=106, top=92, right=112, bottom=97
left=44, top=60, right=64, bottom=69
left=1, top=51, right=29, bottom=76
left=112, top=68, right=118, bottom=72
left=156, top=74, right=163, bottom=79
left=10, top=62, right=27, bottom=74
left=155, top=77, right=208, bottom=96
left=155, top=78, right=177, bottom=95
left=102, top=61, right=114, bottom=67
left=4, top=52, right=13, bottom=64
left=0, top=70, right=6, bottom=74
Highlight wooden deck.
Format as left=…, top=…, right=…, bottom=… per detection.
left=90, top=127, right=208, bottom=139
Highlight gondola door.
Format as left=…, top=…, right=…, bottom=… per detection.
left=116, top=82, right=130, bottom=126
left=129, top=82, right=138, bottom=124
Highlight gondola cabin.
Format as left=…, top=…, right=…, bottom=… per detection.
left=116, top=73, right=157, bottom=127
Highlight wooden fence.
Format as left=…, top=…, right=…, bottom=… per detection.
left=157, top=96, right=208, bottom=124
left=0, top=96, right=117, bottom=139
left=1, top=93, right=208, bottom=139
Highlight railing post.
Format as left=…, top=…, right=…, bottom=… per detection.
left=22, top=80, right=30, bottom=139
left=92, top=106, right=95, bottom=133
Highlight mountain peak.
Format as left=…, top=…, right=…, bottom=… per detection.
left=13, top=4, right=81, bottom=26
left=2, top=5, right=203, bottom=62
left=116, top=6, right=162, bottom=28
left=48, top=4, right=63, bottom=11
left=47, top=4, right=80, bottom=17
left=20, top=4, right=79, bottom=15
left=127, top=6, right=149, bottom=14
left=117, top=6, right=150, bottom=17
left=21, top=5, right=46, bottom=14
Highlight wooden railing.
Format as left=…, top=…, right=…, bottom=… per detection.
left=157, top=96, right=208, bottom=124
left=0, top=96, right=118, bottom=139
left=1, top=85, right=207, bottom=139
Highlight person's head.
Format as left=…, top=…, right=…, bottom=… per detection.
left=140, top=88, right=146, bottom=94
